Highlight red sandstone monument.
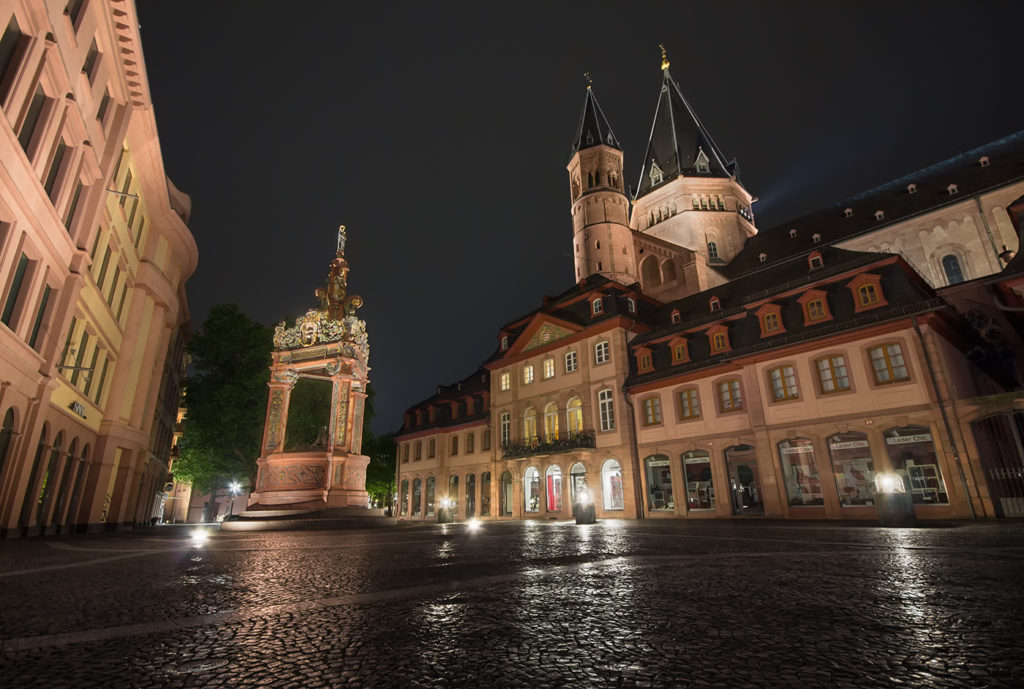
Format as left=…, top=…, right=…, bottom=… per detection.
left=247, top=226, right=372, bottom=511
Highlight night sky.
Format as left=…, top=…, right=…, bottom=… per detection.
left=135, top=1, right=1023, bottom=434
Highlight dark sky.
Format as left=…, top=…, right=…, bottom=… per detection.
left=135, top=1, right=1023, bottom=434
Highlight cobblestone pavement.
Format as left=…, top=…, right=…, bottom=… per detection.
left=1, top=519, right=1022, bottom=688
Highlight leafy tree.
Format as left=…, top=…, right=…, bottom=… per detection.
left=360, top=385, right=396, bottom=511
left=173, top=304, right=273, bottom=494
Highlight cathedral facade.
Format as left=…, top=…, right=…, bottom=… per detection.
left=395, top=57, right=1024, bottom=523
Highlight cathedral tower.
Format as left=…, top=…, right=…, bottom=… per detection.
left=630, top=48, right=756, bottom=290
left=567, top=81, right=637, bottom=286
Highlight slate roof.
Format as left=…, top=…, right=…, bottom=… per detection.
left=570, top=85, right=621, bottom=155
left=634, top=67, right=737, bottom=198
left=399, top=368, right=489, bottom=434
left=627, top=247, right=942, bottom=387
left=724, top=130, right=1024, bottom=278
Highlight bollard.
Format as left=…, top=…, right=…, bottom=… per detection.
left=575, top=489, right=597, bottom=525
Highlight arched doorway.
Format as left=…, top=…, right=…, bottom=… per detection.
left=601, top=458, right=624, bottom=511
left=545, top=465, right=562, bottom=512
left=569, top=462, right=587, bottom=515
left=524, top=467, right=540, bottom=512
left=724, top=444, right=764, bottom=516
left=499, top=470, right=513, bottom=516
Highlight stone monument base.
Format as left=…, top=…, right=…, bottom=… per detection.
left=249, top=451, right=370, bottom=510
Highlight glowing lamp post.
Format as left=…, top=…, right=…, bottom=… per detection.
left=874, top=472, right=916, bottom=527
left=437, top=496, right=455, bottom=524
left=575, top=488, right=596, bottom=525
left=226, top=481, right=242, bottom=520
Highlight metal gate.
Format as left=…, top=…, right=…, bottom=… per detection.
left=971, top=412, right=1024, bottom=517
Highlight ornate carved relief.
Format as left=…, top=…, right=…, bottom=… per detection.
left=266, top=390, right=284, bottom=451
left=267, top=464, right=325, bottom=488
left=334, top=382, right=350, bottom=447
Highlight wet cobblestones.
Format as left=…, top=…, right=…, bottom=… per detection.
left=1, top=520, right=1022, bottom=687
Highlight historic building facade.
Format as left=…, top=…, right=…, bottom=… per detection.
left=0, top=0, right=196, bottom=536
left=395, top=56, right=1024, bottom=522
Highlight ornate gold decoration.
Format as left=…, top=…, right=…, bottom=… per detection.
left=660, top=44, right=670, bottom=71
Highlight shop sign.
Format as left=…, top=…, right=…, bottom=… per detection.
left=647, top=458, right=671, bottom=467
left=829, top=439, right=869, bottom=450
left=780, top=445, right=813, bottom=455
left=683, top=456, right=710, bottom=465
left=885, top=433, right=932, bottom=445
left=68, top=401, right=87, bottom=419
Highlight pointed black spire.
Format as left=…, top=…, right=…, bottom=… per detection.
left=635, top=47, right=735, bottom=197
left=570, top=76, right=621, bottom=156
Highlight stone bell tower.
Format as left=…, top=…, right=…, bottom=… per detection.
left=567, top=78, right=637, bottom=286
left=249, top=226, right=372, bottom=510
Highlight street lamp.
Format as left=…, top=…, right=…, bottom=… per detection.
left=226, top=481, right=242, bottom=519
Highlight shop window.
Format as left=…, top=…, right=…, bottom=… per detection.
left=543, top=402, right=559, bottom=441
left=523, top=407, right=537, bottom=442
left=594, top=340, right=610, bottom=364
left=412, top=479, right=422, bottom=516
left=827, top=432, right=875, bottom=506
left=523, top=364, right=534, bottom=385
left=545, top=465, right=562, bottom=511
left=884, top=426, right=949, bottom=505
left=565, top=350, right=578, bottom=372
left=448, top=475, right=459, bottom=513
left=598, top=389, right=615, bottom=431
left=677, top=388, right=700, bottom=420
left=816, top=355, right=850, bottom=393
left=480, top=472, right=490, bottom=516
left=500, top=412, right=511, bottom=447
left=543, top=357, right=555, bottom=379
left=718, top=379, right=742, bottom=412
left=768, top=365, right=799, bottom=401
left=400, top=480, right=409, bottom=515
left=642, top=396, right=662, bottom=426
left=524, top=467, right=540, bottom=512
left=500, top=371, right=510, bottom=391
left=779, top=438, right=824, bottom=506
left=645, top=455, right=673, bottom=511
left=465, top=474, right=476, bottom=517
left=602, top=459, right=624, bottom=510
left=566, top=397, right=583, bottom=434
left=682, top=451, right=714, bottom=510
left=869, top=343, right=909, bottom=384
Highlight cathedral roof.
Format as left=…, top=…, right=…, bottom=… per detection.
left=570, top=84, right=621, bottom=155
left=723, top=130, right=1024, bottom=278
left=634, top=65, right=736, bottom=198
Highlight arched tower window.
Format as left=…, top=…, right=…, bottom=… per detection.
left=707, top=242, right=719, bottom=259
left=641, top=255, right=661, bottom=288
left=941, top=254, right=964, bottom=285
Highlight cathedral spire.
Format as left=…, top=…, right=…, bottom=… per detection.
left=570, top=77, right=621, bottom=156
left=635, top=48, right=736, bottom=199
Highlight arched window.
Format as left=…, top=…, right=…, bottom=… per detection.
left=570, top=462, right=587, bottom=506
left=53, top=438, right=78, bottom=527
left=661, top=260, right=677, bottom=282
left=499, top=470, right=513, bottom=516
left=524, top=467, right=540, bottom=512
left=645, top=454, right=673, bottom=511
left=601, top=458, right=624, bottom=510
left=65, top=443, right=89, bottom=529
left=566, top=397, right=583, bottom=434
left=400, top=480, right=409, bottom=516
left=641, top=255, right=661, bottom=288
left=411, top=478, right=422, bottom=516
left=941, top=254, right=964, bottom=285
left=523, top=407, right=537, bottom=443
left=543, top=403, right=559, bottom=441
left=707, top=242, right=719, bottom=259
left=425, top=477, right=436, bottom=515
left=448, top=474, right=459, bottom=513
left=465, top=474, right=476, bottom=517
left=545, top=465, right=562, bottom=511
left=36, top=431, right=64, bottom=527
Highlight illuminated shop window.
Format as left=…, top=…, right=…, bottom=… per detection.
left=884, top=426, right=948, bottom=505
left=827, top=431, right=875, bottom=506
left=683, top=451, right=714, bottom=510
left=602, top=458, right=624, bottom=510
left=524, top=467, right=540, bottom=512
left=778, top=438, right=823, bottom=506
left=645, top=454, right=673, bottom=511
left=545, top=465, right=562, bottom=511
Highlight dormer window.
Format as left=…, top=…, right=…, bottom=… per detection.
left=848, top=273, right=887, bottom=313
left=592, top=298, right=603, bottom=315
left=874, top=210, right=885, bottom=221
left=759, top=253, right=767, bottom=263
left=625, top=297, right=636, bottom=313
left=709, top=296, right=721, bottom=313
left=979, top=156, right=990, bottom=167
left=695, top=147, right=710, bottom=174
left=843, top=208, right=854, bottom=218
left=755, top=303, right=786, bottom=337
left=947, top=183, right=958, bottom=195
left=788, top=228, right=798, bottom=238
left=708, top=325, right=730, bottom=353
left=670, top=309, right=681, bottom=324
left=907, top=183, right=918, bottom=194
left=635, top=348, right=653, bottom=373
left=649, top=161, right=663, bottom=185
left=500, top=335, right=509, bottom=351
left=670, top=337, right=689, bottom=365
left=808, top=252, right=824, bottom=270
left=812, top=233, right=821, bottom=244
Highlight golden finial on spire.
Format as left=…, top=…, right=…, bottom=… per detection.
left=584, top=71, right=592, bottom=89
left=659, top=44, right=670, bottom=71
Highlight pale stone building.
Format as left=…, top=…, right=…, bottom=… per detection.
left=396, top=57, right=1024, bottom=522
left=0, top=0, right=196, bottom=536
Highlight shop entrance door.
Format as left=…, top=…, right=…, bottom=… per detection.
left=725, top=445, right=764, bottom=516
left=569, top=462, right=587, bottom=516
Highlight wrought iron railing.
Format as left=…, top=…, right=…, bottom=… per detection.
left=501, top=429, right=596, bottom=458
